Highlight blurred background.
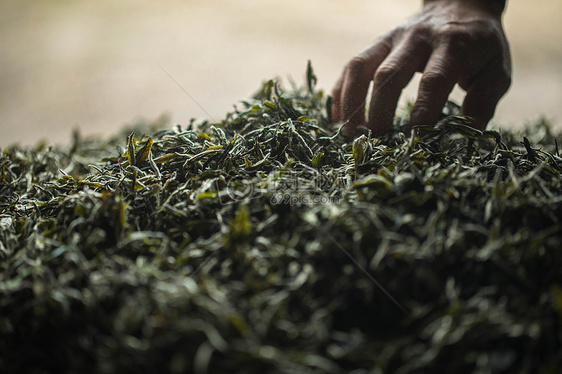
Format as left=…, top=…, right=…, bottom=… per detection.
left=1, top=0, right=561, bottom=147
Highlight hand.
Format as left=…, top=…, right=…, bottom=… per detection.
left=331, top=0, right=512, bottom=138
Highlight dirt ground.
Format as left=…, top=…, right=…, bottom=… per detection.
left=1, top=0, right=561, bottom=147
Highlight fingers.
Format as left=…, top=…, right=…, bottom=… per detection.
left=367, top=40, right=430, bottom=135
left=333, top=11, right=511, bottom=138
left=340, top=57, right=373, bottom=136
left=332, top=39, right=392, bottom=137
left=461, top=63, right=511, bottom=130
left=331, top=74, right=344, bottom=123
left=409, top=46, right=462, bottom=130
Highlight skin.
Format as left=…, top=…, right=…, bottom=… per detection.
left=332, top=0, right=512, bottom=138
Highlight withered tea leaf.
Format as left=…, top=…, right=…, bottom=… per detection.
left=1, top=63, right=561, bottom=374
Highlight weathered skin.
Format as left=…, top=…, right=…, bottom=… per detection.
left=332, top=0, right=511, bottom=138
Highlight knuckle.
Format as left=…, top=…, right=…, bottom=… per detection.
left=420, top=70, right=450, bottom=90
left=373, top=65, right=398, bottom=86
left=440, top=21, right=503, bottom=50
left=410, top=23, right=432, bottom=36
left=476, top=21, right=502, bottom=40
left=403, top=24, right=432, bottom=43
left=440, top=30, right=472, bottom=53
left=346, top=56, right=370, bottom=78
left=439, top=24, right=466, bottom=42
left=376, top=33, right=394, bottom=48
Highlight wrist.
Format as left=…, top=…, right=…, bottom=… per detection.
left=423, top=0, right=505, bottom=17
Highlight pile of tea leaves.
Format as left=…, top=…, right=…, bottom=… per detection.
left=1, top=64, right=562, bottom=374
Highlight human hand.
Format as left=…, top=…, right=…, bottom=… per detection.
left=331, top=0, right=511, bottom=138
